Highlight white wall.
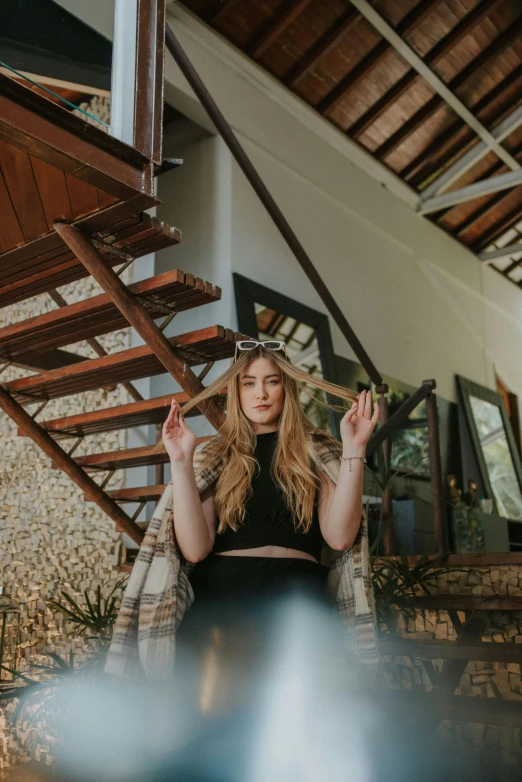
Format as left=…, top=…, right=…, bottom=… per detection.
left=53, top=1, right=522, bottom=414
left=154, top=129, right=235, bottom=438
left=159, top=4, right=522, bottom=416
left=52, top=0, right=115, bottom=40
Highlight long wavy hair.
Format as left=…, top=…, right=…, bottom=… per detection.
left=166, top=346, right=357, bottom=533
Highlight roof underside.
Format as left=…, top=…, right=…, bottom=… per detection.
left=181, top=0, right=522, bottom=288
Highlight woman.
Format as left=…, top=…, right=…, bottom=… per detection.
left=105, top=341, right=380, bottom=682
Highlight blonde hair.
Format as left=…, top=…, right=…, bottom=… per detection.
left=166, top=346, right=356, bottom=533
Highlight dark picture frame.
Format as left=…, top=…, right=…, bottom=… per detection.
left=456, top=375, right=522, bottom=520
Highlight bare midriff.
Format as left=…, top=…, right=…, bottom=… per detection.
left=214, top=545, right=318, bottom=563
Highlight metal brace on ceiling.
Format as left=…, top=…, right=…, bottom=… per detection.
left=348, top=0, right=521, bottom=212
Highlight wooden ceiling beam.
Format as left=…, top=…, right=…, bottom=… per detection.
left=454, top=187, right=518, bottom=240
left=470, top=202, right=522, bottom=251
left=373, top=16, right=522, bottom=163
left=318, top=0, right=442, bottom=115
left=445, top=141, right=522, bottom=237
left=347, top=0, right=501, bottom=141
left=206, top=0, right=243, bottom=26
left=284, top=7, right=361, bottom=88
left=249, top=0, right=314, bottom=60
left=400, top=64, right=522, bottom=184
left=421, top=105, right=522, bottom=201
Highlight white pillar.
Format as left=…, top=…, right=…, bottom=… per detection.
left=109, top=0, right=138, bottom=144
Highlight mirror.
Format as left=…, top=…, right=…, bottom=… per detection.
left=457, top=376, right=522, bottom=553
left=468, top=394, right=522, bottom=521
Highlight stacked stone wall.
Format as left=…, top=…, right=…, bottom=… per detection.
left=0, top=275, right=131, bottom=771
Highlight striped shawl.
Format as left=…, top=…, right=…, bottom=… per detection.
left=105, top=431, right=379, bottom=679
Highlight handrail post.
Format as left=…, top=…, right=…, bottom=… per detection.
left=376, top=383, right=394, bottom=555
left=424, top=380, right=448, bottom=552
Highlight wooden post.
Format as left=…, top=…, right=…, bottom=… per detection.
left=134, top=0, right=166, bottom=164
left=367, top=381, right=433, bottom=456
left=376, top=384, right=394, bottom=555
left=0, top=385, right=144, bottom=546
left=425, top=381, right=448, bottom=552
left=54, top=222, right=225, bottom=432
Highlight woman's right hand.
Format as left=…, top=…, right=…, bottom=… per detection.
left=162, top=399, right=196, bottom=463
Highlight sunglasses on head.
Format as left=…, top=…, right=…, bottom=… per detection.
left=234, top=340, right=287, bottom=361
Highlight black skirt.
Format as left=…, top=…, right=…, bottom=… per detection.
left=175, top=554, right=331, bottom=712
left=190, top=552, right=328, bottom=600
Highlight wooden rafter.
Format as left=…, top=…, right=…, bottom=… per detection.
left=318, top=0, right=443, bottom=115
left=347, top=0, right=501, bottom=140
left=447, top=144, right=522, bottom=240
left=284, top=7, right=361, bottom=87
left=207, top=0, right=242, bottom=26
left=401, top=64, right=522, bottom=185
left=374, top=18, right=522, bottom=161
left=248, top=0, right=314, bottom=60
left=470, top=201, right=522, bottom=252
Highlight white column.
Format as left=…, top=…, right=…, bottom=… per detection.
left=109, top=0, right=138, bottom=144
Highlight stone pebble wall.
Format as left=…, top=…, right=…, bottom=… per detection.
left=381, top=564, right=522, bottom=768
left=0, top=274, right=131, bottom=771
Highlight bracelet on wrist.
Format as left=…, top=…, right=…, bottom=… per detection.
left=339, top=455, right=367, bottom=471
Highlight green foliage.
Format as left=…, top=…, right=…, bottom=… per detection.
left=365, top=446, right=402, bottom=496
left=371, top=550, right=460, bottom=635
left=0, top=650, right=104, bottom=726
left=47, top=576, right=127, bottom=642
left=0, top=576, right=127, bottom=744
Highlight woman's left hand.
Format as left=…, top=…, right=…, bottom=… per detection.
left=340, top=389, right=380, bottom=452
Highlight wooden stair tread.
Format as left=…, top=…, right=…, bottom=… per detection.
left=104, top=485, right=167, bottom=502
left=5, top=326, right=241, bottom=402
left=0, top=271, right=220, bottom=359
left=58, top=438, right=209, bottom=471
left=378, top=689, right=522, bottom=729
left=23, top=390, right=227, bottom=439
left=380, top=638, right=522, bottom=663
left=408, top=595, right=522, bottom=612
left=26, top=393, right=192, bottom=438
left=0, top=212, right=180, bottom=308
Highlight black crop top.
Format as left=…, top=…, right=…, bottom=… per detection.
left=212, top=431, right=325, bottom=560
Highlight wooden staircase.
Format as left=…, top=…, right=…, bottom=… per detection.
left=0, top=65, right=241, bottom=569
left=0, top=249, right=239, bottom=564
